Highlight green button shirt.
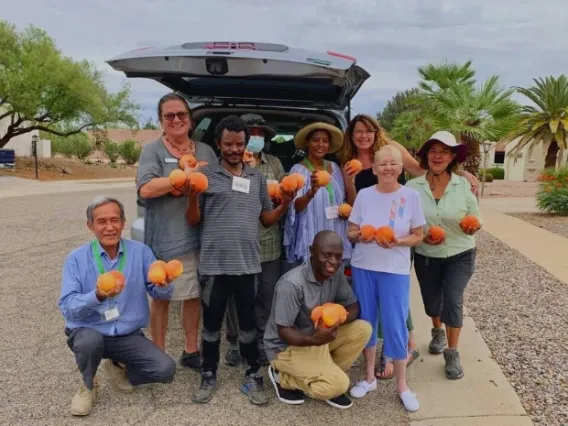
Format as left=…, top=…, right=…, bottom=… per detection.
left=406, top=173, right=483, bottom=258
left=256, top=152, right=286, bottom=263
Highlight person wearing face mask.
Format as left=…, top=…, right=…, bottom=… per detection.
left=224, top=114, right=287, bottom=367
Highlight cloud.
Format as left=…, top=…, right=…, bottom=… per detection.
left=4, top=0, right=567, bottom=123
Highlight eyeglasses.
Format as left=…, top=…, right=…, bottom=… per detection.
left=354, top=129, right=376, bottom=136
left=428, top=149, right=452, bottom=156
left=163, top=111, right=188, bottom=121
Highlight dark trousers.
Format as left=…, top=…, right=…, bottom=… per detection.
left=201, top=274, right=259, bottom=375
left=413, top=249, right=476, bottom=328
left=226, top=259, right=281, bottom=352
left=65, top=327, right=176, bottom=390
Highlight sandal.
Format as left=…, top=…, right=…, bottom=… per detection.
left=407, top=348, right=420, bottom=368
left=375, top=346, right=394, bottom=380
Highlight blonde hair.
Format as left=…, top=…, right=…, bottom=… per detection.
left=374, top=144, right=403, bottom=165
left=338, top=114, right=391, bottom=164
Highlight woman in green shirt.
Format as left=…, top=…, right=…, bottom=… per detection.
left=406, top=131, right=483, bottom=381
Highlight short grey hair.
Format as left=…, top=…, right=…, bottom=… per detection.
left=86, top=196, right=126, bottom=223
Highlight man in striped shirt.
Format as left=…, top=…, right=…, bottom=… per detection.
left=186, top=115, right=295, bottom=406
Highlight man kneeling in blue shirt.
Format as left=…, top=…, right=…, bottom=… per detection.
left=59, top=196, right=176, bottom=416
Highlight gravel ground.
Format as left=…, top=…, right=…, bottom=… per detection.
left=0, top=188, right=407, bottom=426
left=506, top=212, right=568, bottom=238
left=465, top=231, right=568, bottom=426
left=481, top=181, right=539, bottom=198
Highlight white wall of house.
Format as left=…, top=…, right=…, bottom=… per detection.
left=0, top=110, right=41, bottom=157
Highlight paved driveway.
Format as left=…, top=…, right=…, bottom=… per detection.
left=0, top=188, right=407, bottom=426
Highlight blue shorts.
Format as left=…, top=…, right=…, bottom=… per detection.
left=352, top=267, right=410, bottom=360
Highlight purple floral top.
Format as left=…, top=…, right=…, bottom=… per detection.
left=284, top=160, right=352, bottom=263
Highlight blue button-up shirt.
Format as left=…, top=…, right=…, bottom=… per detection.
left=58, top=238, right=173, bottom=336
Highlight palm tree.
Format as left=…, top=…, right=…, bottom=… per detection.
left=418, top=60, right=476, bottom=93
left=422, top=75, right=523, bottom=176
left=500, top=75, right=568, bottom=168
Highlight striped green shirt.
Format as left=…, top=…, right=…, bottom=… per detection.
left=406, top=173, right=483, bottom=258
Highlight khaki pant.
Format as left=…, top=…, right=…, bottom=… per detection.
left=271, top=320, right=372, bottom=400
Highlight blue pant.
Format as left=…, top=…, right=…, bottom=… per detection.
left=352, top=267, right=410, bottom=360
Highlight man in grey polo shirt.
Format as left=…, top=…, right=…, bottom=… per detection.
left=186, top=115, right=296, bottom=406
left=264, top=230, right=372, bottom=410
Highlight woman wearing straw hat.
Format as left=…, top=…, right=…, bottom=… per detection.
left=283, top=122, right=351, bottom=266
left=406, top=131, right=482, bottom=380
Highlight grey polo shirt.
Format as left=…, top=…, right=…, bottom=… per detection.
left=197, top=159, right=273, bottom=276
left=263, top=261, right=358, bottom=361
left=136, top=138, right=217, bottom=261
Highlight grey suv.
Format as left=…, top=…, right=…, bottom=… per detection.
left=106, top=41, right=370, bottom=248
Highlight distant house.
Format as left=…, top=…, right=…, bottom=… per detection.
left=0, top=106, right=41, bottom=157
left=86, top=129, right=162, bottom=146
left=480, top=138, right=568, bottom=182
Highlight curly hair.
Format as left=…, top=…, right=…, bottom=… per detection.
left=214, top=115, right=251, bottom=144
left=338, top=114, right=391, bottom=164
left=417, top=141, right=460, bottom=174
left=156, top=92, right=196, bottom=136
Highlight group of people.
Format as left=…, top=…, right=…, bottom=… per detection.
left=58, top=92, right=483, bottom=416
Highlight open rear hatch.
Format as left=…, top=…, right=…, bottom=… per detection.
left=106, top=41, right=370, bottom=110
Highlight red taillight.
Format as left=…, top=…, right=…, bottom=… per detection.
left=327, top=51, right=356, bottom=62
left=344, top=266, right=352, bottom=277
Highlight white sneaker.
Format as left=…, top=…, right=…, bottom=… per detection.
left=400, top=389, right=420, bottom=412
left=349, top=379, right=377, bottom=398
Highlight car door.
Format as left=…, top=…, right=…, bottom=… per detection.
left=106, top=41, right=370, bottom=111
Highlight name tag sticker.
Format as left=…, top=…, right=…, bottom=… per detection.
left=164, top=158, right=178, bottom=163
left=232, top=176, right=251, bottom=194
left=325, top=206, right=339, bottom=220
left=104, top=307, right=120, bottom=321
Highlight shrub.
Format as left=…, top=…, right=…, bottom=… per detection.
left=119, top=139, right=141, bottom=165
left=104, top=141, right=120, bottom=163
left=480, top=171, right=493, bottom=182
left=536, top=167, right=568, bottom=216
left=487, top=167, right=505, bottom=180
left=73, top=135, right=94, bottom=160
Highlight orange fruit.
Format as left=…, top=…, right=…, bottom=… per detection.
left=243, top=151, right=254, bottom=162
left=148, top=265, right=167, bottom=284
left=360, top=224, right=376, bottom=240
left=97, top=272, right=117, bottom=293
left=460, top=215, right=480, bottom=233
left=188, top=172, right=208, bottom=193
left=290, top=173, right=306, bottom=189
left=280, top=175, right=299, bottom=192
left=169, top=169, right=186, bottom=188
left=338, top=203, right=352, bottom=218
left=150, top=260, right=167, bottom=269
left=375, top=226, right=395, bottom=245
left=179, top=154, right=197, bottom=169
left=428, top=225, right=445, bottom=242
left=315, top=170, right=331, bottom=186
left=346, top=159, right=363, bottom=174
left=108, top=270, right=125, bottom=287
left=165, top=259, right=184, bottom=280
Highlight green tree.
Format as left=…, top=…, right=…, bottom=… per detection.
left=377, top=88, right=422, bottom=131
left=119, top=140, right=141, bottom=165
left=418, top=60, right=476, bottom=93
left=142, top=118, right=158, bottom=130
left=0, top=20, right=140, bottom=148
left=389, top=109, right=434, bottom=150
left=422, top=75, right=522, bottom=176
left=500, top=75, right=568, bottom=168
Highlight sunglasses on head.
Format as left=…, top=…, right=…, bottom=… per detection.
left=244, top=118, right=266, bottom=126
left=163, top=111, right=188, bottom=121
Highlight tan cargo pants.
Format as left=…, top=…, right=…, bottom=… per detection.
left=271, top=319, right=372, bottom=400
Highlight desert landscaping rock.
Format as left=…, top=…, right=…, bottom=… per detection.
left=506, top=212, right=568, bottom=238
left=466, top=231, right=568, bottom=426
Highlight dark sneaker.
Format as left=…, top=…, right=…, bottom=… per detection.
left=225, top=348, right=245, bottom=366
left=240, top=371, right=269, bottom=405
left=428, top=328, right=446, bottom=354
left=443, top=348, right=464, bottom=380
left=326, top=393, right=353, bottom=409
left=268, top=365, right=305, bottom=405
left=192, top=371, right=217, bottom=404
left=179, top=351, right=202, bottom=371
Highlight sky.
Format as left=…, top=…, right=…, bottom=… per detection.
left=4, top=0, right=568, bottom=125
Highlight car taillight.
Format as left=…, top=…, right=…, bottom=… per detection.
left=344, top=266, right=352, bottom=277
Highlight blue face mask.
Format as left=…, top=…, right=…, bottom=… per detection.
left=247, top=136, right=265, bottom=153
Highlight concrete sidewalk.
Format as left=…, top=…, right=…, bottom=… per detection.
left=0, top=176, right=135, bottom=199
left=478, top=200, right=568, bottom=285
left=407, top=274, right=533, bottom=426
